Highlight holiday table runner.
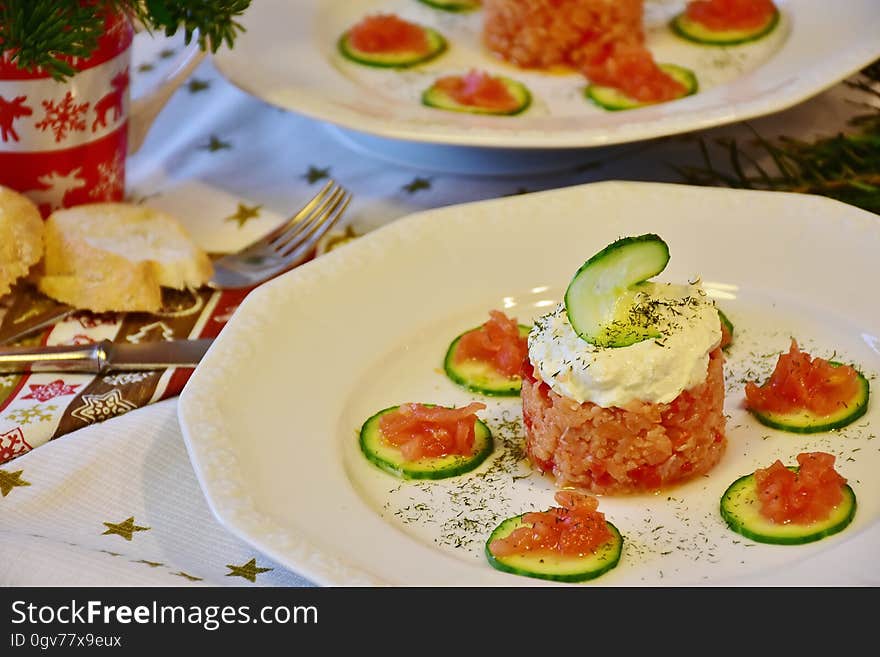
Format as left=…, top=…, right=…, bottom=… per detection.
left=0, top=283, right=252, bottom=465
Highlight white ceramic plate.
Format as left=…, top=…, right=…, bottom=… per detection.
left=179, top=182, right=880, bottom=586
left=212, top=0, right=880, bottom=149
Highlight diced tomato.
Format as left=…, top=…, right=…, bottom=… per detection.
left=378, top=402, right=486, bottom=461
left=455, top=310, right=528, bottom=378
left=433, top=70, right=521, bottom=112
left=686, top=0, right=776, bottom=31
left=489, top=491, right=613, bottom=558
left=744, top=339, right=861, bottom=417
left=521, top=407, right=533, bottom=432
left=525, top=441, right=555, bottom=474
left=627, top=464, right=663, bottom=489
left=755, top=452, right=846, bottom=524
left=521, top=357, right=556, bottom=472
left=521, top=357, right=551, bottom=402
left=582, top=42, right=686, bottom=103
left=520, top=354, right=535, bottom=382
left=348, top=14, right=430, bottom=54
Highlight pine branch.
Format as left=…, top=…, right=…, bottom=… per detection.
left=676, top=59, right=880, bottom=214
left=0, top=0, right=251, bottom=81
left=140, top=0, right=251, bottom=53
left=0, top=1, right=103, bottom=80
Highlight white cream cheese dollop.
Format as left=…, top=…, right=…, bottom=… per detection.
left=528, top=282, right=722, bottom=407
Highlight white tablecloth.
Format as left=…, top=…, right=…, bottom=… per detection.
left=0, top=38, right=872, bottom=586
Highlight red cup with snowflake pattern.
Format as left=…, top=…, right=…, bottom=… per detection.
left=0, top=10, right=203, bottom=217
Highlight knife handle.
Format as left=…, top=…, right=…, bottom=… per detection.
left=0, top=339, right=112, bottom=374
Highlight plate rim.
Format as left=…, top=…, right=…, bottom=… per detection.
left=211, top=0, right=880, bottom=149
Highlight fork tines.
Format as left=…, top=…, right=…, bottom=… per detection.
left=272, top=183, right=351, bottom=258
left=208, top=180, right=352, bottom=290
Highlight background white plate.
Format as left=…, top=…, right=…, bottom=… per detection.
left=179, top=181, right=880, bottom=586
left=212, top=0, right=880, bottom=149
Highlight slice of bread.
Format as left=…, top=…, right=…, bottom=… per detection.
left=37, top=203, right=214, bottom=313
left=0, top=186, right=44, bottom=299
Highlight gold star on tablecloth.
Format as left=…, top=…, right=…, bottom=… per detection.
left=187, top=78, right=210, bottom=93
left=225, top=203, right=262, bottom=228
left=201, top=135, right=231, bottom=152
left=318, top=224, right=359, bottom=255
left=102, top=517, right=150, bottom=541
left=303, top=166, right=330, bottom=184
left=0, top=469, right=30, bottom=497
left=225, top=558, right=272, bottom=583
left=403, top=177, right=431, bottom=193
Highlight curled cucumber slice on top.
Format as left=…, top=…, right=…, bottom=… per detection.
left=564, top=234, right=670, bottom=348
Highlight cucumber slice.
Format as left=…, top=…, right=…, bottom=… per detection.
left=671, top=8, right=780, bottom=46
left=422, top=76, right=532, bottom=116
left=338, top=27, right=447, bottom=69
left=359, top=405, right=493, bottom=479
left=718, top=309, right=734, bottom=350
left=444, top=324, right=531, bottom=396
left=749, top=364, right=870, bottom=433
left=417, top=0, right=481, bottom=12
left=486, top=515, right=623, bottom=582
left=564, top=234, right=670, bottom=348
left=586, top=64, right=697, bottom=111
left=720, top=469, right=857, bottom=545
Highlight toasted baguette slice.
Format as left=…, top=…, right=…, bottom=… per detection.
left=37, top=203, right=213, bottom=313
left=0, top=186, right=44, bottom=298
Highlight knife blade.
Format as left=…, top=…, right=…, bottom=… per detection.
left=0, top=338, right=213, bottom=374
left=0, top=284, right=76, bottom=346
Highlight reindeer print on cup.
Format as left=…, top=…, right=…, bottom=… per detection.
left=0, top=96, right=32, bottom=142
left=92, top=68, right=129, bottom=133
left=24, top=168, right=88, bottom=216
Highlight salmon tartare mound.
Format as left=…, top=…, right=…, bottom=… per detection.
left=522, top=234, right=727, bottom=494
left=522, top=345, right=726, bottom=494
left=482, top=0, right=686, bottom=105
left=483, top=0, right=645, bottom=70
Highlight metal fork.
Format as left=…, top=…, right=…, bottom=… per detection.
left=0, top=181, right=352, bottom=344
left=208, top=180, right=351, bottom=289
